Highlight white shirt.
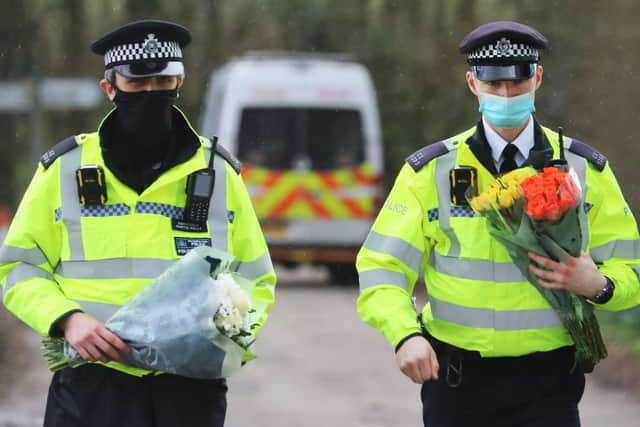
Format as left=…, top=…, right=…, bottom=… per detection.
left=483, top=115, right=535, bottom=171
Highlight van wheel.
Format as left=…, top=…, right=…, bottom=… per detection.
left=327, top=264, right=358, bottom=286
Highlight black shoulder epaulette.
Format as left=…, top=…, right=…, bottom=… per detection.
left=568, top=139, right=607, bottom=171
left=213, top=141, right=242, bottom=174
left=405, top=141, right=450, bottom=172
left=40, top=136, right=78, bottom=169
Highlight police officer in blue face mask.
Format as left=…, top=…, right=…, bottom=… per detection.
left=460, top=20, right=548, bottom=173
left=356, top=19, right=640, bottom=427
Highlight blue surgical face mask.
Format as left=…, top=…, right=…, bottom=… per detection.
left=478, top=91, right=536, bottom=128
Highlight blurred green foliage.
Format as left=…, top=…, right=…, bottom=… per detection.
left=599, top=308, right=640, bottom=355
left=2, top=0, right=640, bottom=200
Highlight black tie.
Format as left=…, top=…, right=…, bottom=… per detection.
left=500, top=144, right=519, bottom=173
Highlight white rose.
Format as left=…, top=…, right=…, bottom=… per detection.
left=230, top=287, right=250, bottom=316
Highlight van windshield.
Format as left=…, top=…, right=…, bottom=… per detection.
left=237, top=107, right=365, bottom=170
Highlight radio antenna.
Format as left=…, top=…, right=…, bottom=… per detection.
left=209, top=136, right=218, bottom=169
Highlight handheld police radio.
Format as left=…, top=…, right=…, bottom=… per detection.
left=183, top=137, right=217, bottom=224
left=548, top=126, right=569, bottom=171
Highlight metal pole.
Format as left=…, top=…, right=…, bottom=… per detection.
left=30, top=69, right=44, bottom=166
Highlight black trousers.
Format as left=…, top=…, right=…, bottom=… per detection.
left=421, top=344, right=585, bottom=427
left=44, top=364, right=227, bottom=427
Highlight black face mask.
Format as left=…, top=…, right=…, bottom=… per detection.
left=113, top=88, right=178, bottom=152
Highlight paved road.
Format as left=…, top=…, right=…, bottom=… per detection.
left=1, top=275, right=639, bottom=426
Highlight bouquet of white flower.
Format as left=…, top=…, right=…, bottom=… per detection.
left=42, top=246, right=262, bottom=379
left=210, top=272, right=256, bottom=349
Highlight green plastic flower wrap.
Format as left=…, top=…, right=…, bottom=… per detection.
left=42, top=246, right=265, bottom=379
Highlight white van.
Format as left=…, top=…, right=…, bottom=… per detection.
left=200, top=52, right=383, bottom=283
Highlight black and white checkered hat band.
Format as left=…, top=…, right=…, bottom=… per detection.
left=104, top=41, right=182, bottom=67
left=468, top=37, right=538, bottom=61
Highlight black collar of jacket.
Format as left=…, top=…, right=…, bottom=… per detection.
left=99, top=107, right=201, bottom=192
left=99, top=107, right=201, bottom=166
left=465, top=117, right=553, bottom=175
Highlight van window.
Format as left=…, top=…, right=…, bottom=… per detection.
left=237, top=108, right=295, bottom=169
left=237, top=107, right=365, bottom=170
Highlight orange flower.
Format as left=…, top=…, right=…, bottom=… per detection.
left=521, top=167, right=579, bottom=220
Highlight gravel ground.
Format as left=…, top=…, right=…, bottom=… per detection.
left=0, top=269, right=639, bottom=426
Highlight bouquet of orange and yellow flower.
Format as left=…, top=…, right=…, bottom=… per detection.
left=468, top=165, right=607, bottom=371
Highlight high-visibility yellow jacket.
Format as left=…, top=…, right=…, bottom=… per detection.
left=0, top=108, right=276, bottom=376
left=357, top=123, right=640, bottom=357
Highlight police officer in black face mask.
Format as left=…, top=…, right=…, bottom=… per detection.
left=92, top=19, right=197, bottom=193
left=29, top=20, right=243, bottom=427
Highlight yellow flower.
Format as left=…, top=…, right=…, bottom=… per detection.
left=471, top=169, right=530, bottom=213
left=497, top=188, right=515, bottom=208
left=485, top=186, right=499, bottom=202
left=503, top=168, right=535, bottom=185
left=500, top=179, right=525, bottom=208
left=470, top=193, right=492, bottom=212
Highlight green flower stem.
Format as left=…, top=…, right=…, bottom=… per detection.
left=41, top=336, right=87, bottom=372
left=486, top=204, right=609, bottom=369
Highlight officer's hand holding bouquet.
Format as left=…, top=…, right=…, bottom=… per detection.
left=42, top=246, right=263, bottom=379
left=60, top=312, right=130, bottom=365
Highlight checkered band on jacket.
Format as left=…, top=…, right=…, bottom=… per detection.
left=80, top=204, right=131, bottom=217
left=468, top=37, right=539, bottom=61
left=104, top=41, right=182, bottom=67
left=135, top=202, right=184, bottom=219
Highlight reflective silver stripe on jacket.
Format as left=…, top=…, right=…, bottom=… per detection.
left=361, top=231, right=422, bottom=274
left=60, top=143, right=85, bottom=259
left=432, top=252, right=526, bottom=282
left=56, top=258, right=175, bottom=279
left=232, top=252, right=273, bottom=280
left=208, top=153, right=229, bottom=252
left=429, top=296, right=563, bottom=330
left=359, top=268, right=408, bottom=291
left=565, top=145, right=590, bottom=250
left=0, top=244, right=49, bottom=266
left=73, top=299, right=122, bottom=323
left=590, top=239, right=640, bottom=263
left=434, top=141, right=462, bottom=257
left=4, top=264, right=55, bottom=296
